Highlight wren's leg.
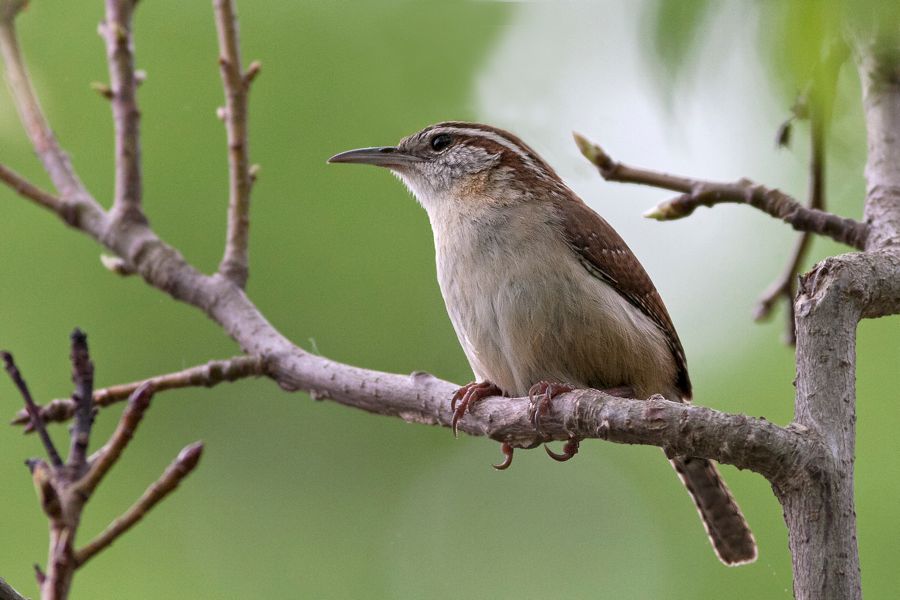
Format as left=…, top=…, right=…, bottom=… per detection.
left=450, top=381, right=503, bottom=438
left=528, top=381, right=578, bottom=462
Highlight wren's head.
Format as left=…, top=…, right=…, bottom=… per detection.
left=328, top=122, right=568, bottom=213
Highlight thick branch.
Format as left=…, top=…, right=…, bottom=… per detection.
left=781, top=251, right=868, bottom=599
left=214, top=0, right=258, bottom=288
left=103, top=0, right=144, bottom=222
left=574, top=133, right=869, bottom=249
left=857, top=35, right=900, bottom=249
left=74, top=442, right=203, bottom=568
left=270, top=361, right=810, bottom=482
left=13, top=355, right=267, bottom=427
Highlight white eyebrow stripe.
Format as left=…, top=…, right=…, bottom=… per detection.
left=442, top=126, right=533, bottom=163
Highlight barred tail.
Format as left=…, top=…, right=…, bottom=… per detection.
left=669, top=454, right=757, bottom=566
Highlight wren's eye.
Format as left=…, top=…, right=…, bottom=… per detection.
left=430, top=133, right=452, bottom=152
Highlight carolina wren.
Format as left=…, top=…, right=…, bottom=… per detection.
left=329, top=122, right=757, bottom=566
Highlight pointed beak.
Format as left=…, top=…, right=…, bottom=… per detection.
left=327, top=146, right=422, bottom=168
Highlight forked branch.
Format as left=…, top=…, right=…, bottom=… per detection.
left=574, top=133, right=869, bottom=250
left=0, top=0, right=96, bottom=209
left=1, top=332, right=203, bottom=599
left=74, top=441, right=203, bottom=568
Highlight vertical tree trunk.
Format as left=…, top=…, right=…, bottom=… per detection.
left=775, top=33, right=900, bottom=599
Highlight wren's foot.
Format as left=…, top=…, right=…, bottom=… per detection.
left=544, top=437, right=580, bottom=462
left=492, top=442, right=515, bottom=470
left=450, top=381, right=502, bottom=438
left=528, top=381, right=574, bottom=436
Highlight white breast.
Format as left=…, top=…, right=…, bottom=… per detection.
left=426, top=199, right=677, bottom=399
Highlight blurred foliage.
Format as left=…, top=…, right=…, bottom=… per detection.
left=0, top=1, right=897, bottom=599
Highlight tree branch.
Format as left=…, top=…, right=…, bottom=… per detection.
left=74, top=441, right=203, bottom=568
left=755, top=41, right=845, bottom=343
left=213, top=0, right=259, bottom=288
left=5, top=4, right=896, bottom=597
left=75, top=383, right=153, bottom=498
left=68, top=329, right=94, bottom=471
left=0, top=578, right=27, bottom=600
left=3, top=333, right=204, bottom=599
left=0, top=162, right=65, bottom=215
left=857, top=33, right=900, bottom=249
left=0, top=1, right=96, bottom=210
left=754, top=98, right=827, bottom=342
left=0, top=0, right=811, bottom=485
left=12, top=355, right=267, bottom=428
left=102, top=0, right=145, bottom=223
left=1, top=351, right=63, bottom=467
left=573, top=133, right=869, bottom=250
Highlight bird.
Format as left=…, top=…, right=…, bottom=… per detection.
left=328, top=121, right=757, bottom=566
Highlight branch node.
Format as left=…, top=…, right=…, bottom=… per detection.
left=100, top=253, right=136, bottom=276
left=244, top=60, right=261, bottom=86
left=30, top=459, right=61, bottom=519
left=74, top=440, right=204, bottom=568
left=0, top=0, right=28, bottom=24
left=90, top=81, right=114, bottom=100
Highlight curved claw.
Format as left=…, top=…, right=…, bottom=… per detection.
left=492, top=442, right=514, bottom=470
left=450, top=381, right=501, bottom=438
left=450, top=387, right=465, bottom=412
left=544, top=438, right=580, bottom=462
left=528, top=381, right=575, bottom=437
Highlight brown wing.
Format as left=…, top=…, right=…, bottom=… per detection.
left=556, top=196, right=692, bottom=399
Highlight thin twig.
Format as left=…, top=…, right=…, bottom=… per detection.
left=75, top=383, right=153, bottom=497
left=0, top=3, right=94, bottom=206
left=12, top=355, right=267, bottom=428
left=0, top=162, right=65, bottom=215
left=1, top=351, right=63, bottom=467
left=754, top=121, right=824, bottom=343
left=214, top=0, right=259, bottom=288
left=574, top=133, right=869, bottom=250
left=755, top=43, right=844, bottom=344
left=74, top=442, right=204, bottom=568
left=68, top=329, right=95, bottom=470
left=102, top=0, right=144, bottom=223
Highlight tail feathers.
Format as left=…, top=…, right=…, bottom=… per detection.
left=669, top=454, right=757, bottom=566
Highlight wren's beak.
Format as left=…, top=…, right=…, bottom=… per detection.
left=327, top=146, right=422, bottom=169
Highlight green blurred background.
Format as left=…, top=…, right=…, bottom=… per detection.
left=1, top=1, right=897, bottom=598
